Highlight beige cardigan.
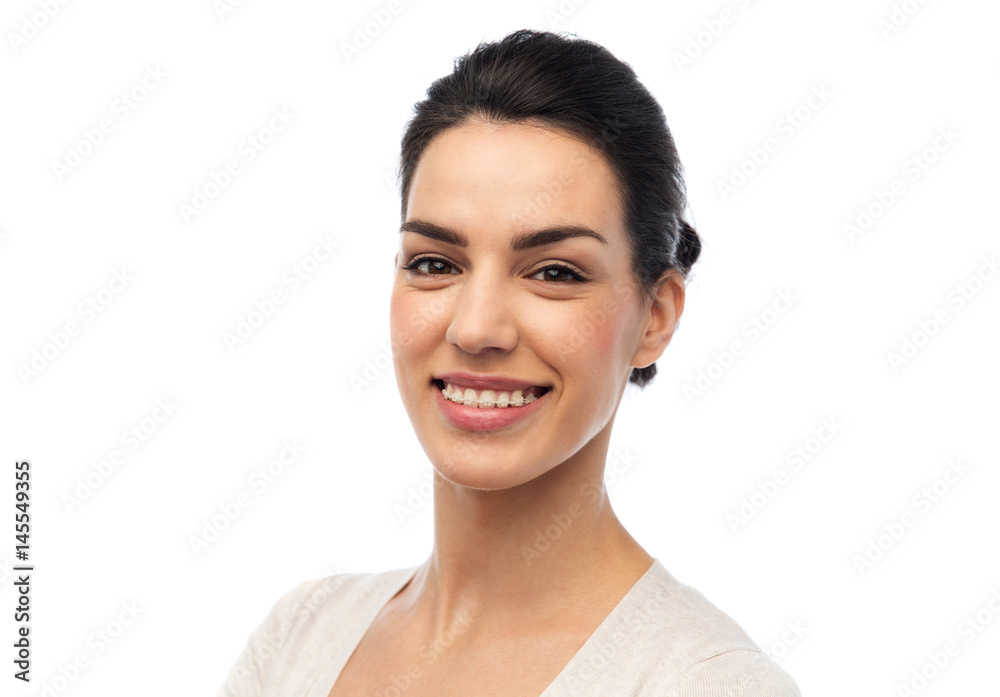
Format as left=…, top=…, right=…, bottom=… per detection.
left=217, top=559, right=800, bottom=696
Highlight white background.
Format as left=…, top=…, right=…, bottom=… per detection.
left=2, top=0, right=998, bottom=695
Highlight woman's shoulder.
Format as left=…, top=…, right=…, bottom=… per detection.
left=658, top=648, right=801, bottom=697
left=591, top=560, right=801, bottom=696
left=252, top=564, right=412, bottom=635
left=269, top=564, right=416, bottom=625
left=216, top=565, right=418, bottom=697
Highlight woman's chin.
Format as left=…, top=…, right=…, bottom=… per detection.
left=429, top=456, right=545, bottom=492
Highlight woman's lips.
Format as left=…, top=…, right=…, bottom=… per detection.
left=432, top=379, right=549, bottom=432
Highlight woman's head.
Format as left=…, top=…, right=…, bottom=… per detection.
left=398, top=29, right=701, bottom=388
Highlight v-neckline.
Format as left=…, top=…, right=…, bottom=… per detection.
left=308, top=558, right=663, bottom=697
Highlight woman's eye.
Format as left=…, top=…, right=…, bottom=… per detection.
left=403, top=256, right=455, bottom=275
left=531, top=265, right=585, bottom=283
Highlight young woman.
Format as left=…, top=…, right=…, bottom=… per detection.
left=219, top=29, right=800, bottom=697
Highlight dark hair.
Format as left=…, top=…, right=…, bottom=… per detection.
left=399, top=29, right=701, bottom=388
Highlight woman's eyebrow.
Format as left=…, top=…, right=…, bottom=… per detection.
left=400, top=219, right=608, bottom=250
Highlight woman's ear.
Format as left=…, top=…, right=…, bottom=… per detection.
left=630, top=271, right=686, bottom=371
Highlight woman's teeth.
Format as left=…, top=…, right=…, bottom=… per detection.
left=440, top=382, right=543, bottom=408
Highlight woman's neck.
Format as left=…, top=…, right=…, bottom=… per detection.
left=402, top=429, right=654, bottom=644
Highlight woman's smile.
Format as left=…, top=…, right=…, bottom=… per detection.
left=433, top=377, right=551, bottom=432
left=430, top=370, right=553, bottom=432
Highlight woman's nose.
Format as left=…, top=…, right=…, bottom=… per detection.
left=444, top=272, right=518, bottom=355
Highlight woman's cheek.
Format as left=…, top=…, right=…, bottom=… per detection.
left=398, top=285, right=454, bottom=337
left=563, top=303, right=630, bottom=365
left=391, top=289, right=433, bottom=353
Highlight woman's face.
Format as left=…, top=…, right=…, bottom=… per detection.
left=390, top=119, right=676, bottom=490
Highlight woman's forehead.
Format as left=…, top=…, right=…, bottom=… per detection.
left=406, top=121, right=625, bottom=240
